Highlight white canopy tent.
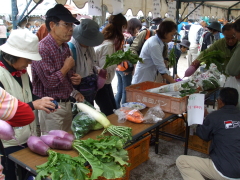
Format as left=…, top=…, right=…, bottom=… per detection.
left=30, top=0, right=240, bottom=18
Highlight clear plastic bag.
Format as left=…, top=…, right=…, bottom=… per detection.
left=142, top=105, right=165, bottom=123
left=114, top=107, right=144, bottom=123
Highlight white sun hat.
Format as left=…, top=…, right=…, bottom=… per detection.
left=0, top=29, right=41, bottom=61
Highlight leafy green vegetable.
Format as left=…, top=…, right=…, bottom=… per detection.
left=35, top=150, right=89, bottom=180
left=71, top=112, right=97, bottom=139
left=198, top=50, right=226, bottom=74
left=202, top=77, right=219, bottom=91
left=92, top=122, right=104, bottom=130
left=104, top=49, right=143, bottom=69
left=168, top=46, right=176, bottom=68
left=180, top=80, right=197, bottom=97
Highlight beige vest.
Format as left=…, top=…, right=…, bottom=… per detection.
left=0, top=67, right=37, bottom=148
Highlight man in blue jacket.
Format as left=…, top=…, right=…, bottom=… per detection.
left=176, top=87, right=240, bottom=180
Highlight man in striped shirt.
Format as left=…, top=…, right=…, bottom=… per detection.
left=32, top=4, right=83, bottom=133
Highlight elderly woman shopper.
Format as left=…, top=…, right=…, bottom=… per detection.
left=95, top=13, right=127, bottom=116
left=68, top=19, right=104, bottom=105
left=132, top=20, right=176, bottom=84
left=0, top=29, right=56, bottom=180
left=115, top=18, right=142, bottom=108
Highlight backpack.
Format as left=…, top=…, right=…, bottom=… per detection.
left=137, top=29, right=154, bottom=55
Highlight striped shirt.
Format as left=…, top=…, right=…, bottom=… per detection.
left=0, top=87, right=18, bottom=120
left=32, top=34, right=74, bottom=99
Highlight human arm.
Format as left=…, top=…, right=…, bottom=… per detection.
left=196, top=115, right=214, bottom=142
left=226, top=44, right=240, bottom=76
left=71, top=89, right=85, bottom=102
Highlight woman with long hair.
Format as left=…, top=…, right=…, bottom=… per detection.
left=115, top=18, right=142, bottom=108
left=95, top=13, right=127, bottom=116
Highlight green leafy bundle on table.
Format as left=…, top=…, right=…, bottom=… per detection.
left=103, top=49, right=143, bottom=69
left=179, top=80, right=197, bottom=97
left=198, top=50, right=226, bottom=73
left=36, top=136, right=129, bottom=180
left=168, top=45, right=177, bottom=68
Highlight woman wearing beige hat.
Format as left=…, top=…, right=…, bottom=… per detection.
left=0, top=29, right=56, bottom=180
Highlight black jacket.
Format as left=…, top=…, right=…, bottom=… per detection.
left=197, top=105, right=240, bottom=178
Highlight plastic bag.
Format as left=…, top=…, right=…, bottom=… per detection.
left=142, top=105, right=165, bottom=123
left=71, top=112, right=97, bottom=139
left=114, top=107, right=144, bottom=123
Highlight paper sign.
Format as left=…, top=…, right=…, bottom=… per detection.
left=111, top=0, right=124, bottom=15
left=168, top=0, right=176, bottom=20
left=152, top=0, right=161, bottom=18
left=88, top=0, right=102, bottom=16
left=194, top=6, right=202, bottom=20
left=187, top=94, right=205, bottom=126
left=188, top=3, right=195, bottom=20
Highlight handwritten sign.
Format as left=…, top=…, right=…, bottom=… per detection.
left=188, top=3, right=195, bottom=20
left=111, top=0, right=124, bottom=15
left=187, top=94, right=205, bottom=126
left=194, top=6, right=202, bottom=20
left=152, top=0, right=161, bottom=18
left=168, top=0, right=176, bottom=20
left=88, top=0, right=102, bottom=16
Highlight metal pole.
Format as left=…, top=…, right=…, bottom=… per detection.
left=11, top=0, right=18, bottom=29
left=180, top=1, right=204, bottom=23
left=17, top=0, right=33, bottom=25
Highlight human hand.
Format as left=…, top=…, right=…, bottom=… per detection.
left=63, top=56, right=75, bottom=71
left=71, top=73, right=81, bottom=85
left=32, top=97, right=57, bottom=114
left=75, top=93, right=85, bottom=102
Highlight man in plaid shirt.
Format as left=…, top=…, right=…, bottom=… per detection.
left=32, top=4, right=83, bottom=133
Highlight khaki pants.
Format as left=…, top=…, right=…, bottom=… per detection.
left=39, top=101, right=72, bottom=134
left=187, top=47, right=198, bottom=67
left=176, top=155, right=230, bottom=180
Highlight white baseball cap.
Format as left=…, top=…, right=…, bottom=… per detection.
left=0, top=29, right=41, bottom=61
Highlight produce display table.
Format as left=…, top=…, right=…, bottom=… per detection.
left=8, top=110, right=182, bottom=179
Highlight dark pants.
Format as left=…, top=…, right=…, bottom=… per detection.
left=0, top=38, right=6, bottom=46
left=2, top=144, right=28, bottom=180
left=115, top=71, right=132, bottom=109
left=95, top=83, right=116, bottom=116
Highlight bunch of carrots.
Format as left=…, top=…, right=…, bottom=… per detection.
left=120, top=108, right=143, bottom=123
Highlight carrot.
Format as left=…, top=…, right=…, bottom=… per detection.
left=120, top=108, right=143, bottom=123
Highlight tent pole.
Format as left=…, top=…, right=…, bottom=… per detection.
left=11, top=0, right=18, bottom=29
left=17, top=0, right=33, bottom=25
left=180, top=1, right=203, bottom=23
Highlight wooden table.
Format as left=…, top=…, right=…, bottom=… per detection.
left=8, top=110, right=181, bottom=178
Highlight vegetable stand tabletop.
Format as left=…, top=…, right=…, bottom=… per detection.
left=8, top=108, right=176, bottom=176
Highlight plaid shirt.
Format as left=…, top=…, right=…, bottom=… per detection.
left=32, top=34, right=74, bottom=99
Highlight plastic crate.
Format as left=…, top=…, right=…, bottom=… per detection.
left=159, top=117, right=185, bottom=141
left=125, top=135, right=151, bottom=171
left=126, top=81, right=188, bottom=114
left=187, top=135, right=211, bottom=154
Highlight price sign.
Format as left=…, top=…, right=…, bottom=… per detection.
left=168, top=0, right=176, bottom=20
left=152, top=0, right=161, bottom=18
left=88, top=0, right=102, bottom=16
left=187, top=94, right=205, bottom=126
left=111, top=0, right=124, bottom=15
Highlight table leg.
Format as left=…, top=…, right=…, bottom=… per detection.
left=184, top=124, right=190, bottom=155
left=155, top=126, right=160, bottom=154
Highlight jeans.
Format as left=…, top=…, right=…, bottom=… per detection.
left=115, top=71, right=132, bottom=109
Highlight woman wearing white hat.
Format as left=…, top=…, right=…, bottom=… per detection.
left=0, top=19, right=7, bottom=46
left=0, top=29, right=56, bottom=180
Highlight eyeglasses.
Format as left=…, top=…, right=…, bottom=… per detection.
left=57, top=22, right=74, bottom=29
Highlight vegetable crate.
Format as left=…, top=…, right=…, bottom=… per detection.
left=125, top=135, right=151, bottom=171
left=159, top=117, right=186, bottom=141
left=126, top=81, right=188, bottom=114
left=187, top=135, right=211, bottom=154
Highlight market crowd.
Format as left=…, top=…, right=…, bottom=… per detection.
left=0, top=3, right=240, bottom=180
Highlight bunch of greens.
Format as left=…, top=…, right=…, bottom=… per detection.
left=202, top=76, right=219, bottom=91
left=36, top=136, right=129, bottom=180
left=198, top=50, right=226, bottom=73
left=180, top=80, right=197, bottom=97
left=168, top=45, right=177, bottom=68
left=103, top=49, right=143, bottom=69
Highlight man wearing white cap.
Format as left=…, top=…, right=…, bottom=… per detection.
left=32, top=4, right=82, bottom=134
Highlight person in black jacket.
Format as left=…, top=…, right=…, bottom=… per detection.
left=176, top=87, right=240, bottom=180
